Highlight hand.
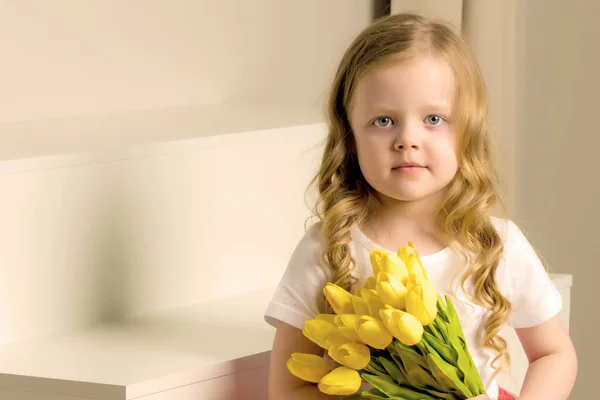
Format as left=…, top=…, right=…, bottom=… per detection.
left=469, top=396, right=491, bottom=400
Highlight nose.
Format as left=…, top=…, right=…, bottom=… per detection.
left=393, top=122, right=421, bottom=151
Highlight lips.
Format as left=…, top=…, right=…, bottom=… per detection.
left=393, top=162, right=425, bottom=169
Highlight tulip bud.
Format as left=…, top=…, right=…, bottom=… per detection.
left=360, top=288, right=386, bottom=320
left=334, top=314, right=363, bottom=343
left=370, top=250, right=409, bottom=283
left=351, top=294, right=370, bottom=316
left=286, top=353, right=334, bottom=383
left=406, top=254, right=428, bottom=280
left=303, top=319, right=344, bottom=350
left=397, top=241, right=418, bottom=263
left=328, top=342, right=371, bottom=370
left=380, top=307, right=424, bottom=346
left=375, top=272, right=408, bottom=309
left=318, top=366, right=362, bottom=396
left=405, top=275, right=438, bottom=326
left=324, top=283, right=355, bottom=315
left=356, top=315, right=393, bottom=349
left=363, top=276, right=377, bottom=290
left=315, top=313, right=337, bottom=325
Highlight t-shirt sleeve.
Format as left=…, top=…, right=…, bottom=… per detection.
left=264, top=223, right=331, bottom=330
left=503, top=220, right=563, bottom=328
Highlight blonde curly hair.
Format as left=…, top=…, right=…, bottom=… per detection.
left=308, top=12, right=511, bottom=382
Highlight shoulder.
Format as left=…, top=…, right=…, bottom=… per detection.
left=488, top=217, right=563, bottom=328
left=264, top=221, right=331, bottom=329
left=286, top=221, right=330, bottom=283
left=489, top=216, right=532, bottom=252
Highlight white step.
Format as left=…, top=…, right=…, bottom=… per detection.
left=0, top=287, right=276, bottom=400
left=0, top=103, right=326, bottom=345
left=0, top=275, right=572, bottom=399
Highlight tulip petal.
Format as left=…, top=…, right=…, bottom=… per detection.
left=376, top=272, right=408, bottom=310
left=406, top=255, right=428, bottom=280
left=405, top=277, right=437, bottom=326
left=315, top=313, right=337, bottom=325
left=286, top=353, right=333, bottom=383
left=352, top=294, right=371, bottom=316
left=318, top=367, right=362, bottom=396
left=364, top=276, right=377, bottom=290
left=303, top=319, right=338, bottom=350
left=328, top=342, right=371, bottom=370
left=356, top=316, right=393, bottom=349
left=380, top=308, right=423, bottom=346
left=324, top=283, right=355, bottom=315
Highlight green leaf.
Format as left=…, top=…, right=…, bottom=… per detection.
left=379, top=357, right=408, bottom=386
left=370, top=358, right=391, bottom=374
left=360, top=387, right=391, bottom=399
left=422, top=331, right=459, bottom=365
left=444, top=296, right=486, bottom=395
left=424, top=320, right=444, bottom=342
left=425, top=352, right=473, bottom=398
left=445, top=295, right=466, bottom=341
left=390, top=353, right=421, bottom=388
left=398, top=349, right=439, bottom=390
left=423, top=388, right=463, bottom=400
left=433, top=314, right=451, bottom=344
left=366, top=363, right=397, bottom=384
left=436, top=294, right=450, bottom=323
left=361, top=373, right=438, bottom=400
left=392, top=341, right=429, bottom=369
left=342, top=394, right=372, bottom=400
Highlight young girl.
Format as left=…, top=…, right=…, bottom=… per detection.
left=264, top=13, right=577, bottom=400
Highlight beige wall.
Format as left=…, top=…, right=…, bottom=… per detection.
left=0, top=0, right=372, bottom=122
left=0, top=1, right=372, bottom=343
left=1, top=0, right=595, bottom=397
left=516, top=1, right=599, bottom=398
left=393, top=1, right=596, bottom=397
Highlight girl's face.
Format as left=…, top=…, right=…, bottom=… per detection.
left=348, top=54, right=459, bottom=206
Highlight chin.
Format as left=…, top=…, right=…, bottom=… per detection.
left=379, top=186, right=448, bottom=204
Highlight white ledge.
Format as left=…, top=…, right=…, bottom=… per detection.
left=0, top=274, right=572, bottom=399
left=0, top=103, right=324, bottom=175
left=0, top=286, right=277, bottom=400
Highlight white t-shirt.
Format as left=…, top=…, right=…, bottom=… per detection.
left=264, top=217, right=562, bottom=400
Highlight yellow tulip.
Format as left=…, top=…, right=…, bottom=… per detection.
left=363, top=276, right=377, bottom=290
left=405, top=274, right=438, bottom=325
left=375, top=272, right=408, bottom=309
left=286, top=353, right=334, bottom=383
left=328, top=342, right=371, bottom=370
left=326, top=327, right=353, bottom=348
left=370, top=250, right=409, bottom=283
left=318, top=366, right=362, bottom=396
left=303, top=319, right=339, bottom=350
left=360, top=288, right=386, bottom=320
left=315, top=313, right=337, bottom=325
left=351, top=294, right=370, bottom=316
left=406, top=254, right=428, bottom=280
left=356, top=315, right=393, bottom=349
left=397, top=241, right=419, bottom=263
left=380, top=307, right=424, bottom=346
left=334, top=314, right=363, bottom=343
left=324, top=283, right=355, bottom=315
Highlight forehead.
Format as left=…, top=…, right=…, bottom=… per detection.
left=350, top=55, right=455, bottom=114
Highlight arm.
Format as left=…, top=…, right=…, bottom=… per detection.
left=268, top=321, right=342, bottom=400
left=515, top=314, right=578, bottom=400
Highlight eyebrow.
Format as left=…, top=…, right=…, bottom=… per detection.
left=361, top=103, right=452, bottom=116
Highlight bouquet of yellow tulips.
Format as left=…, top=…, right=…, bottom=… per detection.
left=286, top=242, right=486, bottom=399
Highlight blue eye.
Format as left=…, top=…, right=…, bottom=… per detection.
left=373, top=116, right=394, bottom=127
left=425, top=115, right=444, bottom=126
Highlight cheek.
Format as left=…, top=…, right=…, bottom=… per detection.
left=432, top=139, right=459, bottom=171
left=355, top=136, right=388, bottom=170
